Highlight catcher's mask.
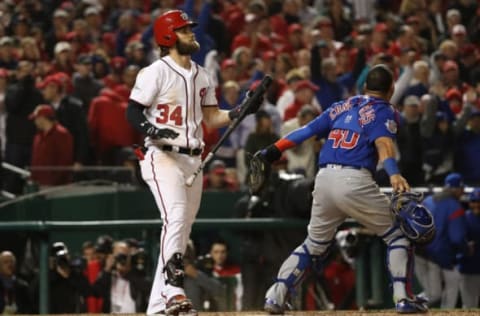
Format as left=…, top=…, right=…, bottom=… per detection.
left=390, top=192, right=436, bottom=244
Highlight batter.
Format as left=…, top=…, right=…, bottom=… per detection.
left=126, top=10, right=261, bottom=315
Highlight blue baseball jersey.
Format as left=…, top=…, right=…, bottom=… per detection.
left=283, top=95, right=398, bottom=174
left=423, top=194, right=468, bottom=269
left=458, top=210, right=480, bottom=274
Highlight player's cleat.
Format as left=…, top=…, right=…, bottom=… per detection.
left=164, top=295, right=197, bottom=316
left=396, top=297, right=428, bottom=314
left=264, top=297, right=293, bottom=315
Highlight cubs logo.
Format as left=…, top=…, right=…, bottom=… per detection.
left=385, top=119, right=398, bottom=134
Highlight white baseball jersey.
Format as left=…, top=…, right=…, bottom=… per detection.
left=130, top=55, right=217, bottom=150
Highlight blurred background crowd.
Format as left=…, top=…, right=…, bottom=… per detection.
left=0, top=0, right=479, bottom=194
left=0, top=0, right=480, bottom=313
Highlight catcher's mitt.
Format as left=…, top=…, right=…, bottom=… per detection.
left=247, top=152, right=271, bottom=195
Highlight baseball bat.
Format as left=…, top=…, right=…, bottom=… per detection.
left=186, top=74, right=273, bottom=187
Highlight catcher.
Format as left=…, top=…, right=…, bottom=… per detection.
left=249, top=65, right=435, bottom=314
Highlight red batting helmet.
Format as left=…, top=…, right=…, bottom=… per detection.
left=154, top=10, right=197, bottom=47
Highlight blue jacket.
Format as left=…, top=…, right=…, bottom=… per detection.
left=423, top=193, right=468, bottom=269
left=458, top=210, right=480, bottom=274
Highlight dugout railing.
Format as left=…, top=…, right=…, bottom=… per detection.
left=0, top=182, right=475, bottom=313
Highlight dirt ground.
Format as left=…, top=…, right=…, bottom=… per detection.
left=31, top=311, right=478, bottom=316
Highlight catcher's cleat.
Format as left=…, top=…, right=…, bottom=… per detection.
left=264, top=297, right=293, bottom=315
left=164, top=295, right=197, bottom=316
left=396, top=297, right=428, bottom=314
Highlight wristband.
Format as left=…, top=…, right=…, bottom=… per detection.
left=228, top=107, right=241, bottom=121
left=384, top=157, right=400, bottom=176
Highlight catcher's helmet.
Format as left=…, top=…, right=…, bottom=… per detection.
left=154, top=10, right=197, bottom=47
left=391, top=192, right=436, bottom=244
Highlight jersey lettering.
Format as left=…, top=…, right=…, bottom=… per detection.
left=327, top=129, right=360, bottom=149
left=155, top=104, right=183, bottom=126
left=358, top=105, right=375, bottom=126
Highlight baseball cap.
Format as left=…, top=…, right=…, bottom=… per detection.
left=110, top=56, right=127, bottom=72
left=29, top=104, right=56, bottom=120
left=442, top=60, right=458, bottom=72
left=209, top=160, right=226, bottom=175
left=288, top=23, right=302, bottom=35
left=452, top=24, right=466, bottom=36
left=54, top=41, right=71, bottom=55
left=76, top=54, right=92, bottom=65
left=84, top=6, right=100, bottom=17
left=53, top=9, right=69, bottom=19
left=435, top=111, right=449, bottom=121
left=294, top=80, right=319, bottom=92
left=445, top=88, right=462, bottom=101
left=262, top=50, right=276, bottom=60
left=0, top=36, right=13, bottom=46
left=446, top=9, right=461, bottom=19
left=36, top=75, right=62, bottom=89
left=221, top=58, right=236, bottom=70
left=444, top=172, right=464, bottom=188
left=374, top=22, right=388, bottom=33
left=469, top=188, right=480, bottom=202
left=404, top=95, right=420, bottom=106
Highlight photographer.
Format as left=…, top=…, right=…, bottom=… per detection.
left=184, top=240, right=227, bottom=311
left=93, top=241, right=150, bottom=313
left=31, top=241, right=91, bottom=313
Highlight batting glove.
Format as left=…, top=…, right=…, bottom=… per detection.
left=147, top=126, right=179, bottom=139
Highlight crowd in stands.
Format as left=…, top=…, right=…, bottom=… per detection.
left=0, top=0, right=479, bottom=194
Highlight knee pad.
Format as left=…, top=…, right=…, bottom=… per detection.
left=163, top=252, right=184, bottom=287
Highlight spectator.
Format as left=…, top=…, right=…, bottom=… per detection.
left=4, top=60, right=44, bottom=194
left=72, top=54, right=103, bottom=112
left=281, top=105, right=319, bottom=178
left=216, top=81, right=241, bottom=167
left=183, top=240, right=226, bottom=311
left=51, top=42, right=75, bottom=75
left=458, top=188, right=480, bottom=308
left=397, top=95, right=425, bottom=186
left=244, top=110, right=279, bottom=168
left=455, top=108, right=480, bottom=185
left=283, top=80, right=319, bottom=121
left=209, top=239, right=242, bottom=311
left=29, top=104, right=74, bottom=186
left=37, top=74, right=89, bottom=166
left=87, top=88, right=137, bottom=165
left=203, top=159, right=238, bottom=192
left=0, top=37, right=18, bottom=70
left=103, top=56, right=127, bottom=89
left=419, top=173, right=469, bottom=308
left=81, top=241, right=103, bottom=313
left=32, top=242, right=91, bottom=313
left=94, top=241, right=150, bottom=313
left=0, top=251, right=32, bottom=313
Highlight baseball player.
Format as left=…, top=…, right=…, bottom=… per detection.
left=125, top=10, right=261, bottom=315
left=255, top=65, right=428, bottom=314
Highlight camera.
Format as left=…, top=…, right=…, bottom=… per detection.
left=95, top=235, right=113, bottom=255
left=55, top=249, right=70, bottom=269
left=131, top=248, right=147, bottom=273
left=194, top=254, right=214, bottom=274
left=114, top=253, right=129, bottom=266
left=51, top=242, right=70, bottom=269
